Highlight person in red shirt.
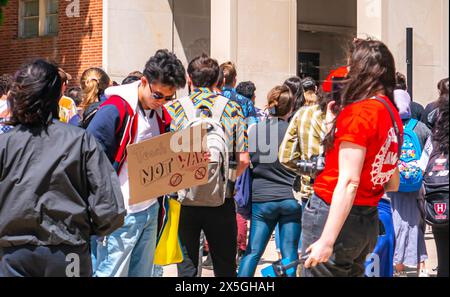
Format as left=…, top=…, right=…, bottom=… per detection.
left=301, top=38, right=404, bottom=277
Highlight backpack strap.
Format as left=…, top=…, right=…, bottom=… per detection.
left=100, top=95, right=137, bottom=173
left=211, top=96, right=229, bottom=122
left=374, top=96, right=402, bottom=152
left=406, top=118, right=419, bottom=130
left=178, top=96, right=197, bottom=122
left=156, top=106, right=172, bottom=134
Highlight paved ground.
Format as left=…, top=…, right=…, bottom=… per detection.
left=163, top=225, right=438, bottom=277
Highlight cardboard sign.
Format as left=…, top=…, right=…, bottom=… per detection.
left=127, top=124, right=208, bottom=205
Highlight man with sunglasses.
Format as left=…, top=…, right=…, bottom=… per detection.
left=87, top=49, right=186, bottom=277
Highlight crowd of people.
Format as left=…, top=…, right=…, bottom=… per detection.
left=0, top=37, right=448, bottom=278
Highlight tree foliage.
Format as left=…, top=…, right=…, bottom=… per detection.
left=0, top=0, right=8, bottom=26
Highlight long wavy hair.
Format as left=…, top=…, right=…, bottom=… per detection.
left=433, top=93, right=449, bottom=155
left=324, top=38, right=397, bottom=151
left=7, top=59, right=62, bottom=127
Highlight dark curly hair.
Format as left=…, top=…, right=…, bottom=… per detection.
left=143, top=49, right=186, bottom=89
left=8, top=59, right=62, bottom=127
left=236, top=81, right=256, bottom=100
left=433, top=93, right=449, bottom=155
left=0, top=73, right=12, bottom=97
left=187, top=53, right=220, bottom=88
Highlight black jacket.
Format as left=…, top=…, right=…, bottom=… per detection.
left=0, top=120, right=126, bottom=247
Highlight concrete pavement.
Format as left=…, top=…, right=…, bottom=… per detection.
left=162, top=225, right=438, bottom=277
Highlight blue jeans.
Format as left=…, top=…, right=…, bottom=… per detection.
left=275, top=199, right=306, bottom=252
left=238, top=199, right=302, bottom=277
left=93, top=202, right=160, bottom=277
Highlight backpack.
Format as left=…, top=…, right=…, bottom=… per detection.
left=79, top=102, right=102, bottom=129
left=177, top=95, right=230, bottom=207
left=423, top=146, right=449, bottom=227
left=398, top=119, right=424, bottom=192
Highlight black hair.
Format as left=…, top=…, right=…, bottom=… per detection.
left=8, top=59, right=62, bottom=127
left=122, top=75, right=141, bottom=85
left=143, top=49, right=186, bottom=89
left=66, top=86, right=82, bottom=106
left=302, top=77, right=316, bottom=92
left=283, top=76, right=304, bottom=111
left=236, top=81, right=256, bottom=100
left=187, top=53, right=220, bottom=88
left=0, top=74, right=12, bottom=97
left=433, top=93, right=449, bottom=154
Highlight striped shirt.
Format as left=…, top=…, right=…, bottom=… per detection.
left=166, top=88, right=248, bottom=153
left=278, top=104, right=326, bottom=200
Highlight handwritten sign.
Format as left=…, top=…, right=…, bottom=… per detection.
left=127, top=125, right=208, bottom=205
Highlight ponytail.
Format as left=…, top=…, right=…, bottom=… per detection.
left=80, top=68, right=110, bottom=113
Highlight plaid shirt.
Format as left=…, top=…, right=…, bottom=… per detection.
left=166, top=88, right=248, bottom=153
left=278, top=104, right=326, bottom=200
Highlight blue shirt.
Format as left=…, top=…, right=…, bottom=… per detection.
left=222, top=87, right=258, bottom=126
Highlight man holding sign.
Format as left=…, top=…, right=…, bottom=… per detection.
left=167, top=54, right=250, bottom=277
left=87, top=50, right=187, bottom=277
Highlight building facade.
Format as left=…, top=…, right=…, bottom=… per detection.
left=0, top=0, right=448, bottom=108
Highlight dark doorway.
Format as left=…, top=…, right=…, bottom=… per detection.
left=298, top=52, right=320, bottom=81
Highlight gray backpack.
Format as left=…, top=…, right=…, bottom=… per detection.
left=177, top=95, right=230, bottom=207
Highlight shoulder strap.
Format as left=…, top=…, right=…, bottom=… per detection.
left=211, top=96, right=229, bottom=122
left=100, top=95, right=136, bottom=173
left=374, top=96, right=402, bottom=152
left=406, top=118, right=418, bottom=130
left=178, top=96, right=197, bottom=122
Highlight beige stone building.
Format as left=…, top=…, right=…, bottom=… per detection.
left=104, top=0, right=449, bottom=108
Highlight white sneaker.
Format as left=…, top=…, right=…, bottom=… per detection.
left=419, top=269, right=430, bottom=277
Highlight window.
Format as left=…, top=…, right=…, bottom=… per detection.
left=19, top=0, right=59, bottom=38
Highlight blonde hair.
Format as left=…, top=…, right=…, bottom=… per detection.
left=266, top=85, right=294, bottom=117
left=80, top=68, right=110, bottom=112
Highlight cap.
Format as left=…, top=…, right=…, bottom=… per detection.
left=58, top=68, right=72, bottom=82
left=322, top=66, right=349, bottom=93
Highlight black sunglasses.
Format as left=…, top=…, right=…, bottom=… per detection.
left=149, top=84, right=176, bottom=101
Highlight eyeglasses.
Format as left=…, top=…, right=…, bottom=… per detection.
left=149, top=84, right=176, bottom=101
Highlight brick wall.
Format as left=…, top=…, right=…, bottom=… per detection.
left=0, top=0, right=103, bottom=86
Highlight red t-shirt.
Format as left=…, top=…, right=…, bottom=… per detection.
left=314, top=96, right=404, bottom=207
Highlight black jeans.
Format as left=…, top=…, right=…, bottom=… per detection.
left=432, top=226, right=449, bottom=277
left=177, top=198, right=237, bottom=277
left=0, top=244, right=92, bottom=277
left=301, top=194, right=378, bottom=277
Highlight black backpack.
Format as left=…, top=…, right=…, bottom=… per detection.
left=79, top=102, right=101, bottom=129
left=423, top=145, right=449, bottom=228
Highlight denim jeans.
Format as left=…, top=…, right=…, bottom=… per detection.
left=93, top=202, right=160, bottom=277
left=275, top=198, right=306, bottom=253
left=238, top=199, right=302, bottom=277
left=301, top=194, right=378, bottom=277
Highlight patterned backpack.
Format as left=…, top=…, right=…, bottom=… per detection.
left=398, top=119, right=423, bottom=192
